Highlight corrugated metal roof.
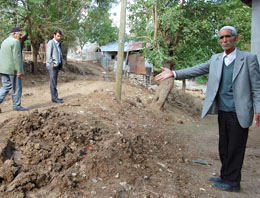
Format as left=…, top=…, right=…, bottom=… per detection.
left=100, top=41, right=145, bottom=52
left=100, top=41, right=129, bottom=52
left=127, top=41, right=143, bottom=51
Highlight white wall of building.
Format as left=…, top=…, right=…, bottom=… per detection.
left=251, top=0, right=260, bottom=62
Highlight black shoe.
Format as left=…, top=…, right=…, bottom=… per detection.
left=213, top=182, right=240, bottom=192
left=13, top=106, right=29, bottom=111
left=208, top=177, right=222, bottom=182
left=52, top=98, right=64, bottom=103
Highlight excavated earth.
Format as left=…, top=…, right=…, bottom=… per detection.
left=0, top=90, right=190, bottom=198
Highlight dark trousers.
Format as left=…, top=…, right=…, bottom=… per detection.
left=218, top=111, right=248, bottom=187
left=47, top=66, right=59, bottom=101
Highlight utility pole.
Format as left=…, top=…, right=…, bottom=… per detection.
left=115, top=0, right=127, bottom=100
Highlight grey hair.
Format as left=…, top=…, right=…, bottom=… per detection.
left=219, top=26, right=237, bottom=37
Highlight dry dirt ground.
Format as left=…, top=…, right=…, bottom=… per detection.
left=0, top=61, right=259, bottom=198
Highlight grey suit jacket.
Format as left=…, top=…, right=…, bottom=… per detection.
left=46, top=39, right=62, bottom=68
left=175, top=49, right=260, bottom=128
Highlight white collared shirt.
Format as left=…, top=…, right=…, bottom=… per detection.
left=53, top=38, right=62, bottom=64
left=223, top=48, right=236, bottom=66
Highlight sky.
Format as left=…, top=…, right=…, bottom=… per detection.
left=110, top=1, right=131, bottom=33
left=110, top=3, right=121, bottom=28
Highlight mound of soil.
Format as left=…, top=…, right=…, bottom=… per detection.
left=168, top=86, right=203, bottom=117
left=22, top=61, right=114, bottom=89
left=0, top=90, right=193, bottom=198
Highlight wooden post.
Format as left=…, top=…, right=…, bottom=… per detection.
left=115, top=0, right=127, bottom=100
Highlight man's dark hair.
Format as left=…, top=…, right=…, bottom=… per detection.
left=53, top=29, right=62, bottom=35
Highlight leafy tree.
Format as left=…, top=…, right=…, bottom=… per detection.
left=128, top=0, right=251, bottom=109
left=128, top=0, right=251, bottom=73
left=0, top=0, right=114, bottom=73
left=76, top=2, right=118, bottom=51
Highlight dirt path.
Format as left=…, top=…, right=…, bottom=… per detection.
left=0, top=61, right=259, bottom=198
left=175, top=115, right=260, bottom=198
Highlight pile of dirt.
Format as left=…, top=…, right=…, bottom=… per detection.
left=22, top=61, right=89, bottom=75
left=168, top=86, right=203, bottom=117
left=23, top=61, right=47, bottom=75
left=22, top=61, right=114, bottom=89
left=63, top=61, right=115, bottom=82
left=0, top=90, right=193, bottom=198
left=0, top=108, right=101, bottom=194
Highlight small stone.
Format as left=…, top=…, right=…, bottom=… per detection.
left=7, top=187, right=14, bottom=192
left=35, top=143, right=41, bottom=150
left=119, top=181, right=132, bottom=191
left=91, top=191, right=96, bottom=194
left=178, top=120, right=184, bottom=124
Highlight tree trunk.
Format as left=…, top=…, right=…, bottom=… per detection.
left=152, top=0, right=185, bottom=110
left=151, top=78, right=174, bottom=111
left=62, top=45, right=68, bottom=64
left=32, top=49, right=38, bottom=73
left=20, top=33, right=28, bottom=51
left=151, top=2, right=174, bottom=111
left=182, top=79, right=186, bottom=91
left=31, top=43, right=40, bottom=74
left=152, top=4, right=158, bottom=42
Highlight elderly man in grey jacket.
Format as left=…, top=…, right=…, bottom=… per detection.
left=155, top=26, right=260, bottom=192
left=0, top=27, right=28, bottom=112
left=46, top=29, right=63, bottom=103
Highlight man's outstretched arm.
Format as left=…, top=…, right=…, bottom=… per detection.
left=155, top=67, right=174, bottom=81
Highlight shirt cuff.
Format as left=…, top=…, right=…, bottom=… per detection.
left=172, top=71, right=176, bottom=78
